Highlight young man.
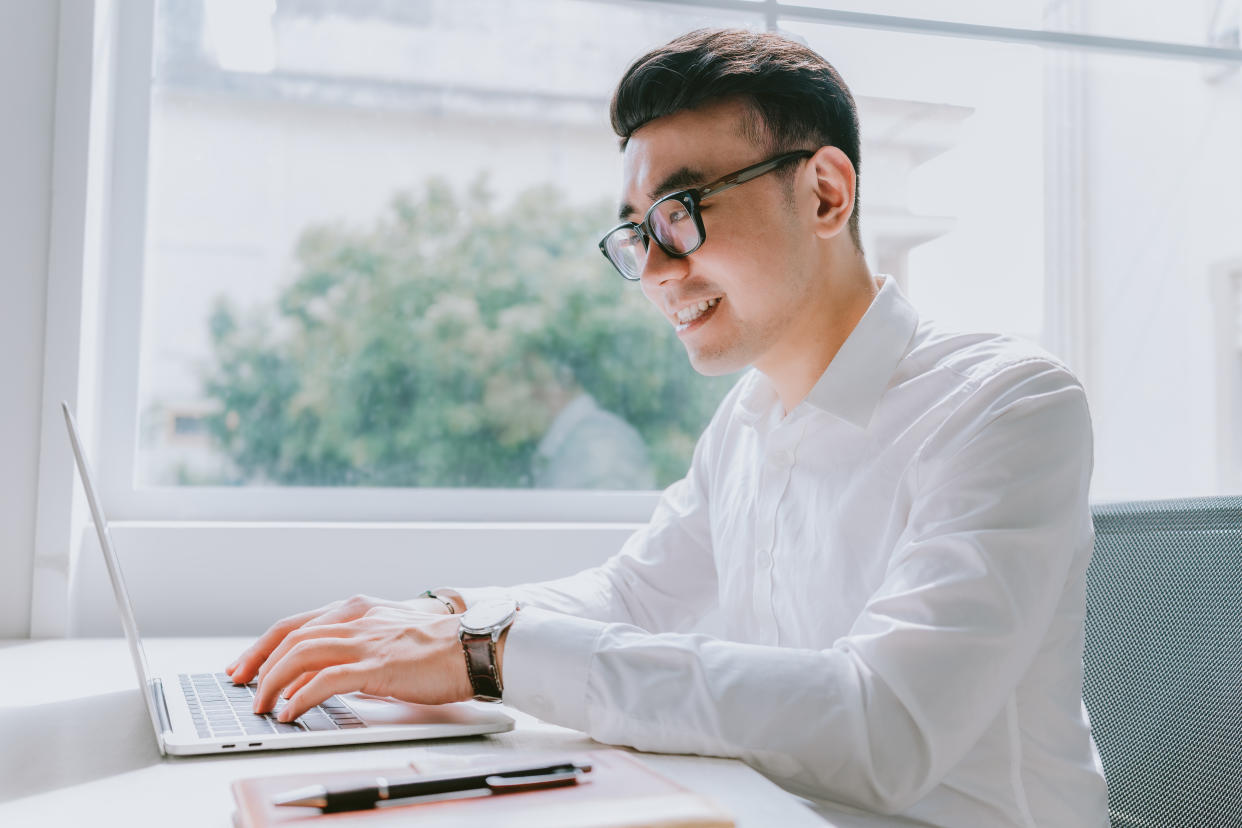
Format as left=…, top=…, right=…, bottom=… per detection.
left=231, top=29, right=1108, bottom=827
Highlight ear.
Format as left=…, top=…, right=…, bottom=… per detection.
left=806, top=145, right=856, bottom=241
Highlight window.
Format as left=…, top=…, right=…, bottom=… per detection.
left=1215, top=265, right=1242, bottom=491
left=42, top=0, right=1242, bottom=636
left=94, top=0, right=1242, bottom=521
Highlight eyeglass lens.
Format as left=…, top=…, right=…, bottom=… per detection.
left=606, top=196, right=702, bottom=279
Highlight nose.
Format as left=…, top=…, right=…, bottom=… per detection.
left=638, top=239, right=690, bottom=291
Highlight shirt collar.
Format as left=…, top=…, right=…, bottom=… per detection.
left=735, top=273, right=920, bottom=431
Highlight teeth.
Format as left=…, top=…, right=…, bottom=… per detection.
left=675, top=297, right=719, bottom=325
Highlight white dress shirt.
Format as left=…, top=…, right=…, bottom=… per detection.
left=457, top=273, right=1109, bottom=827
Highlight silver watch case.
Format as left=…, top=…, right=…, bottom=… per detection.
left=458, top=598, right=519, bottom=642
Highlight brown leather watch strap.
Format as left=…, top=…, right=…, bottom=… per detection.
left=461, top=633, right=503, bottom=701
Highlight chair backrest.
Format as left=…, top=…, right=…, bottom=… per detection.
left=1084, top=496, right=1242, bottom=828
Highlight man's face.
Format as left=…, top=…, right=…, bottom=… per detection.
left=619, top=98, right=819, bottom=377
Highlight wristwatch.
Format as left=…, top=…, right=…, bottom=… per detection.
left=458, top=598, right=519, bottom=702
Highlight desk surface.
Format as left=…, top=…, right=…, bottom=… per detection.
left=0, top=638, right=831, bottom=827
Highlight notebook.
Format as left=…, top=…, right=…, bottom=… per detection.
left=231, top=748, right=734, bottom=827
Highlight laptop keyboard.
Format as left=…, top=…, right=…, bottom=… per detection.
left=179, top=672, right=366, bottom=740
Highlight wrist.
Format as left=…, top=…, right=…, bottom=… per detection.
left=457, top=598, right=519, bottom=702
left=420, top=588, right=464, bottom=614
left=497, top=625, right=510, bottom=684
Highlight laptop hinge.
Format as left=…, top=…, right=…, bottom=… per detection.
left=151, top=678, right=172, bottom=734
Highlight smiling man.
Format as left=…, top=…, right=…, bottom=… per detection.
left=230, top=29, right=1109, bottom=827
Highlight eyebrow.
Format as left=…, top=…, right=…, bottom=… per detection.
left=618, top=165, right=710, bottom=221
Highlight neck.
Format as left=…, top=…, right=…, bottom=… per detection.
left=756, top=253, right=879, bottom=414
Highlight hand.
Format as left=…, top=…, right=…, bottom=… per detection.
left=247, top=605, right=478, bottom=721
left=226, top=594, right=453, bottom=686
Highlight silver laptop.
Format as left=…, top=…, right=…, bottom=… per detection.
left=61, top=401, right=513, bottom=756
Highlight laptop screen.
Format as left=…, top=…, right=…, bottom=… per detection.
left=62, top=402, right=166, bottom=748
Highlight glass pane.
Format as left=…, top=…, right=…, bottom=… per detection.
left=1072, top=47, right=1242, bottom=501
left=137, top=0, right=762, bottom=489
left=136, top=0, right=1242, bottom=501
left=791, top=0, right=1241, bottom=51
left=781, top=17, right=1242, bottom=502
left=782, top=20, right=1047, bottom=336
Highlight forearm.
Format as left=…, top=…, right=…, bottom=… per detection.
left=449, top=565, right=635, bottom=623
left=446, top=526, right=716, bottom=631
left=499, top=608, right=936, bottom=815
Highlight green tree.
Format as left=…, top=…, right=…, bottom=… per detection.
left=201, top=177, right=735, bottom=488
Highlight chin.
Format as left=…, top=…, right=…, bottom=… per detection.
left=685, top=346, right=749, bottom=377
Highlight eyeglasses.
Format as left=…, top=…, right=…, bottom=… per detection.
left=598, top=149, right=815, bottom=281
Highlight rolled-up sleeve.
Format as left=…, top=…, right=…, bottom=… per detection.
left=493, top=360, right=1095, bottom=815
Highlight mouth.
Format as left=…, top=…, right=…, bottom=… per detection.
left=673, top=296, right=722, bottom=335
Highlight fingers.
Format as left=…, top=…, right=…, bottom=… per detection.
left=258, top=620, right=355, bottom=686
left=281, top=663, right=370, bottom=722
left=227, top=607, right=325, bottom=684
left=252, top=637, right=360, bottom=714
left=282, top=670, right=318, bottom=699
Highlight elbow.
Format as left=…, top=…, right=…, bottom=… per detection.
left=840, top=712, right=943, bottom=815
left=852, top=777, right=934, bottom=816
left=786, top=695, right=945, bottom=815
left=830, top=755, right=938, bottom=816
left=751, top=738, right=939, bottom=817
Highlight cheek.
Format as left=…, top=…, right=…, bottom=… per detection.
left=705, top=206, right=785, bottom=266
left=639, top=278, right=662, bottom=309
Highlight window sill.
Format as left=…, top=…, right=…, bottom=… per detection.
left=71, top=520, right=640, bottom=637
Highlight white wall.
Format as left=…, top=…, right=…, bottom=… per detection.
left=0, top=1, right=61, bottom=639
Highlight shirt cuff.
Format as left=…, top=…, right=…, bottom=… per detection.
left=501, top=605, right=604, bottom=733
left=451, top=585, right=518, bottom=609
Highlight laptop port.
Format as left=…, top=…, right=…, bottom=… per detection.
left=221, top=744, right=235, bottom=749
left=248, top=742, right=262, bottom=747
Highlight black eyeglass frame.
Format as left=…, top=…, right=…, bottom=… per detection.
left=598, top=149, right=816, bottom=281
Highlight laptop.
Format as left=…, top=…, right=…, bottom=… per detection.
left=61, top=401, right=514, bottom=756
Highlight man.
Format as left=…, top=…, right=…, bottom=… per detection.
left=229, top=29, right=1109, bottom=827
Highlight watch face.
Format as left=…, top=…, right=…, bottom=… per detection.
left=460, top=599, right=518, bottom=634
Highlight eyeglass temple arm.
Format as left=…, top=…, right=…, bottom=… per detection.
left=697, top=150, right=816, bottom=200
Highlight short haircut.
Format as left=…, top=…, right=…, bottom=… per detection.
left=610, top=28, right=864, bottom=253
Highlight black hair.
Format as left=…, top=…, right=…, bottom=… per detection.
left=610, top=28, right=864, bottom=253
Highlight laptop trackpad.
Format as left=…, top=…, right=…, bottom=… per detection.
left=342, top=693, right=497, bottom=726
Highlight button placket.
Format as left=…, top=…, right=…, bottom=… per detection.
left=760, top=419, right=810, bottom=646
left=752, top=421, right=801, bottom=644
left=748, top=427, right=777, bottom=642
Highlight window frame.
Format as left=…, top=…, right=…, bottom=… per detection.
left=92, top=0, right=1242, bottom=524
left=33, top=0, right=1242, bottom=636
left=95, top=0, right=666, bottom=524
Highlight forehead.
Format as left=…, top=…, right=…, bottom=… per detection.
left=618, top=98, right=762, bottom=219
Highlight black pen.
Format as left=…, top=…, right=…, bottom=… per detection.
left=271, top=759, right=592, bottom=813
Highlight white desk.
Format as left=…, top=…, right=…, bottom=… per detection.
left=0, top=638, right=832, bottom=827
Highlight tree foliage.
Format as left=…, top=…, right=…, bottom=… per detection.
left=201, top=177, right=735, bottom=488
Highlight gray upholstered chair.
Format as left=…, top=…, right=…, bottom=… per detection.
left=1083, top=496, right=1242, bottom=827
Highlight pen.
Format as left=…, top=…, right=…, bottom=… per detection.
left=271, top=759, right=592, bottom=813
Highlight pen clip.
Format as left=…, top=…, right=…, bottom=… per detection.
left=484, top=768, right=586, bottom=793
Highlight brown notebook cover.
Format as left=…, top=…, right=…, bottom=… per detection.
left=231, top=749, right=734, bottom=828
